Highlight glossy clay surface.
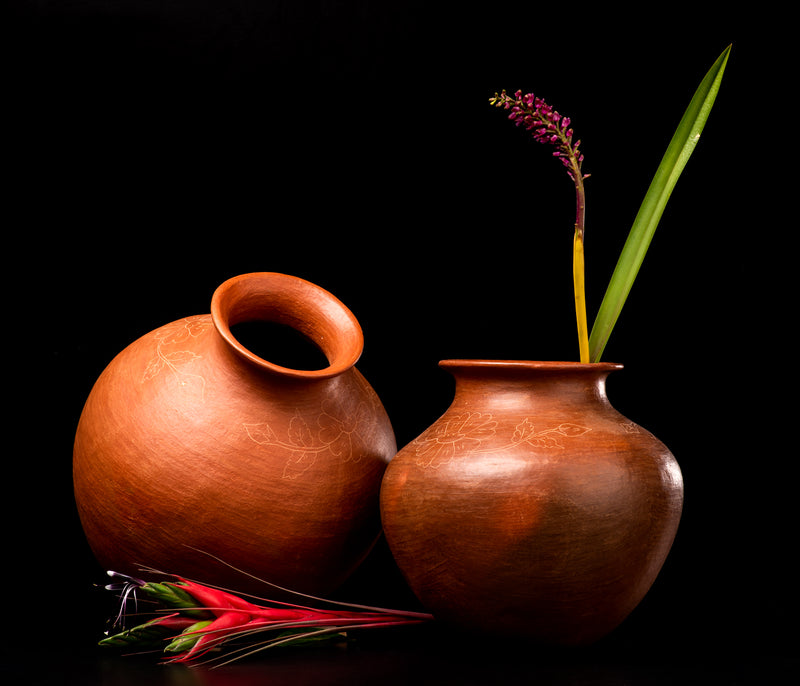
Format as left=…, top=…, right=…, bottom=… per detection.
left=73, top=272, right=396, bottom=596
left=380, top=360, right=683, bottom=645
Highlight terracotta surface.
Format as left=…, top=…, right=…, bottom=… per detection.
left=380, top=360, right=683, bottom=645
left=73, top=272, right=396, bottom=597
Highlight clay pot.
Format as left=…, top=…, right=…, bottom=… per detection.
left=73, top=272, right=396, bottom=596
left=380, top=360, right=683, bottom=645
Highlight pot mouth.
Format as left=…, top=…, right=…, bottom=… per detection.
left=211, top=272, right=363, bottom=379
left=439, top=359, right=624, bottom=373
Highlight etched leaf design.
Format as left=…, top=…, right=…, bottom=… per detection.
left=162, top=350, right=203, bottom=367
left=185, top=318, right=212, bottom=337
left=288, top=414, right=314, bottom=447
left=153, top=321, right=194, bottom=345
left=282, top=450, right=317, bottom=479
left=243, top=423, right=279, bottom=445
left=528, top=435, right=565, bottom=449
left=555, top=423, right=591, bottom=437
left=512, top=420, right=591, bottom=449
left=513, top=418, right=536, bottom=443
left=318, top=410, right=344, bottom=446
left=142, top=357, right=165, bottom=381
left=412, top=412, right=497, bottom=468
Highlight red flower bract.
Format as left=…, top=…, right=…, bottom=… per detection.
left=100, top=570, right=434, bottom=667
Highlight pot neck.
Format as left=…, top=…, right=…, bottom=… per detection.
left=440, top=360, right=623, bottom=406
left=211, top=272, right=363, bottom=380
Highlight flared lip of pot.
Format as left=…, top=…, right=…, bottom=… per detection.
left=211, top=272, right=364, bottom=380
left=438, top=360, right=624, bottom=374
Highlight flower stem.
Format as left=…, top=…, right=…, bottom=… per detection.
left=489, top=90, right=590, bottom=362
left=571, top=150, right=590, bottom=363
left=573, top=231, right=590, bottom=364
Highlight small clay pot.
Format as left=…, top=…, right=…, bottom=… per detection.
left=380, top=360, right=683, bottom=645
left=73, top=272, right=396, bottom=596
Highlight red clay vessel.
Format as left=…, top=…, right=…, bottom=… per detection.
left=73, top=272, right=396, bottom=596
left=380, top=360, right=683, bottom=645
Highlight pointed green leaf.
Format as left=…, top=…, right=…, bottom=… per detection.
left=99, top=617, right=174, bottom=649
left=141, top=582, right=211, bottom=618
left=588, top=44, right=731, bottom=362
left=164, top=620, right=214, bottom=654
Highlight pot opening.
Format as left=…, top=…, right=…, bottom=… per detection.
left=230, top=320, right=330, bottom=371
left=211, top=272, right=364, bottom=379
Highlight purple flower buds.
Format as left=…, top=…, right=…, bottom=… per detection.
left=489, top=89, right=587, bottom=181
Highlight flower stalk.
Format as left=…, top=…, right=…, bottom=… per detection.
left=573, top=231, right=590, bottom=363
left=489, top=44, right=730, bottom=362
left=99, top=571, right=433, bottom=667
left=489, top=90, right=591, bottom=361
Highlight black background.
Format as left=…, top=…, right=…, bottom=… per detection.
left=4, top=2, right=795, bottom=683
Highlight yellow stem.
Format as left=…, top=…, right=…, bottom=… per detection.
left=573, top=230, right=590, bottom=363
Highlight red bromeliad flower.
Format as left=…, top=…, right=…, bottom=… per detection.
left=100, top=571, right=433, bottom=666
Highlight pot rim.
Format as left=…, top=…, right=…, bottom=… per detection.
left=211, top=272, right=364, bottom=379
left=439, top=359, right=623, bottom=372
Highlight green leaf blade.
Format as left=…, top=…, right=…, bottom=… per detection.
left=588, top=44, right=731, bottom=362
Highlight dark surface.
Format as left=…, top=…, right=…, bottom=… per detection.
left=5, top=2, right=795, bottom=683
left=2, top=562, right=798, bottom=685
left=3, top=630, right=798, bottom=686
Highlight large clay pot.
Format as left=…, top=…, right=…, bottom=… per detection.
left=73, top=272, right=396, bottom=596
left=380, top=360, right=683, bottom=645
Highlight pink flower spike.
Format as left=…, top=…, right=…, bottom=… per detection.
left=489, top=88, right=586, bottom=182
